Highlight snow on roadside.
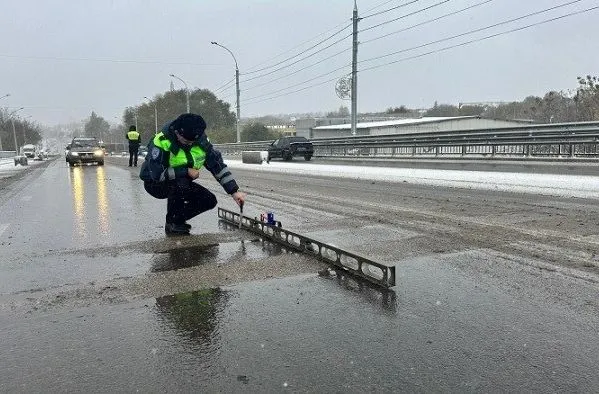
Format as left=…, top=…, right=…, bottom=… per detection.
left=226, top=160, right=599, bottom=199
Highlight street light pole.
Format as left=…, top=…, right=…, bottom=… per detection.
left=21, top=115, right=32, bottom=145
left=169, top=74, right=190, bottom=113
left=0, top=93, right=10, bottom=151
left=8, top=107, right=24, bottom=155
left=0, top=94, right=10, bottom=150
left=211, top=41, right=241, bottom=143
left=144, top=96, right=158, bottom=134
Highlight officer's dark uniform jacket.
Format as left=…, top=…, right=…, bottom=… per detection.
left=140, top=123, right=239, bottom=195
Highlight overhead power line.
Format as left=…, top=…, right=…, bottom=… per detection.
left=242, top=5, right=597, bottom=107
left=361, top=0, right=586, bottom=64
left=361, top=0, right=495, bottom=44
left=240, top=0, right=466, bottom=86
left=361, top=0, right=423, bottom=19
left=241, top=22, right=352, bottom=76
left=244, top=64, right=350, bottom=102
left=245, top=76, right=342, bottom=106
left=243, top=46, right=350, bottom=92
left=360, top=0, right=450, bottom=33
left=213, top=77, right=236, bottom=94
left=242, top=1, right=547, bottom=97
left=360, top=6, right=599, bottom=73
left=240, top=32, right=352, bottom=83
left=242, top=1, right=491, bottom=93
left=244, top=18, right=354, bottom=73
left=364, top=0, right=400, bottom=14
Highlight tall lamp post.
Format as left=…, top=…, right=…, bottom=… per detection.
left=21, top=115, right=32, bottom=145
left=211, top=41, right=240, bottom=143
left=169, top=74, right=190, bottom=113
left=144, top=96, right=158, bottom=134
left=0, top=93, right=10, bottom=150
left=9, top=107, right=24, bottom=154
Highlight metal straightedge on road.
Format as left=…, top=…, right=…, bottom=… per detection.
left=218, top=207, right=396, bottom=288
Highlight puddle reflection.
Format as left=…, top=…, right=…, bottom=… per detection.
left=318, top=268, right=397, bottom=314
left=155, top=288, right=229, bottom=351
left=151, top=245, right=219, bottom=272
left=68, top=166, right=85, bottom=234
left=67, top=166, right=111, bottom=238
left=95, top=166, right=109, bottom=234
left=151, top=240, right=293, bottom=273
left=217, top=220, right=240, bottom=232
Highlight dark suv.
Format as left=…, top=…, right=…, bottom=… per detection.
left=66, top=137, right=105, bottom=166
left=267, top=136, right=314, bottom=162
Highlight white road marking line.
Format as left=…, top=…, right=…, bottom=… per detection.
left=21, top=195, right=32, bottom=202
left=0, top=223, right=9, bottom=237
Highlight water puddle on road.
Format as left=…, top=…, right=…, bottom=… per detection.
left=3, top=253, right=599, bottom=392
left=150, top=239, right=299, bottom=273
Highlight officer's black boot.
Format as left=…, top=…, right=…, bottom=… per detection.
left=164, top=222, right=190, bottom=235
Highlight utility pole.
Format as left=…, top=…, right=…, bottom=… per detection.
left=8, top=107, right=24, bottom=154
left=351, top=0, right=359, bottom=136
left=236, top=66, right=241, bottom=143
left=11, top=118, right=18, bottom=155
left=211, top=41, right=241, bottom=143
left=0, top=93, right=11, bottom=150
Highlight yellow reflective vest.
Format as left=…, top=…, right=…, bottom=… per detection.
left=153, top=132, right=207, bottom=169
left=127, top=130, right=141, bottom=143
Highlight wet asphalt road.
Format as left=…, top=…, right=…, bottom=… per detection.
left=1, top=156, right=599, bottom=392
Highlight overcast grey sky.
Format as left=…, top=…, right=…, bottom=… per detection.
left=0, top=0, right=597, bottom=126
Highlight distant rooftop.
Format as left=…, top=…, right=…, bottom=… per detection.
left=313, top=116, right=479, bottom=130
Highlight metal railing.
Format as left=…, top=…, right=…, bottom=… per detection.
left=214, top=121, right=599, bottom=160
left=218, top=207, right=396, bottom=288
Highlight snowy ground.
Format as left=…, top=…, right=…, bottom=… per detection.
left=0, top=157, right=48, bottom=179
left=226, top=160, right=599, bottom=200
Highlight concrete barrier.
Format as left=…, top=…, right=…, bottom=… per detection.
left=14, top=156, right=28, bottom=166
left=241, top=151, right=266, bottom=164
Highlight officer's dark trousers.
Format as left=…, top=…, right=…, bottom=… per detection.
left=129, top=146, right=139, bottom=167
left=144, top=179, right=217, bottom=225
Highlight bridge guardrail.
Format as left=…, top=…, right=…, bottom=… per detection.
left=214, top=121, right=599, bottom=160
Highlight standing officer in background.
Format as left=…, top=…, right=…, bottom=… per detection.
left=126, top=125, right=142, bottom=167
left=140, top=113, right=246, bottom=235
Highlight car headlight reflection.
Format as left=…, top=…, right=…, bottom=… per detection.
left=94, top=149, right=104, bottom=156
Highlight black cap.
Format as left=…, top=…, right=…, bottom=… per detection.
left=129, top=125, right=136, bottom=131
left=170, top=113, right=207, bottom=140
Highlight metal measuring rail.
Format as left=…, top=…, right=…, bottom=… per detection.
left=218, top=207, right=396, bottom=288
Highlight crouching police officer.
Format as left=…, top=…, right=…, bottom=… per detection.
left=140, top=113, right=246, bottom=235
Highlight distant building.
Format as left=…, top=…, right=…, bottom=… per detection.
left=296, top=116, right=532, bottom=139
left=266, top=124, right=295, bottom=137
